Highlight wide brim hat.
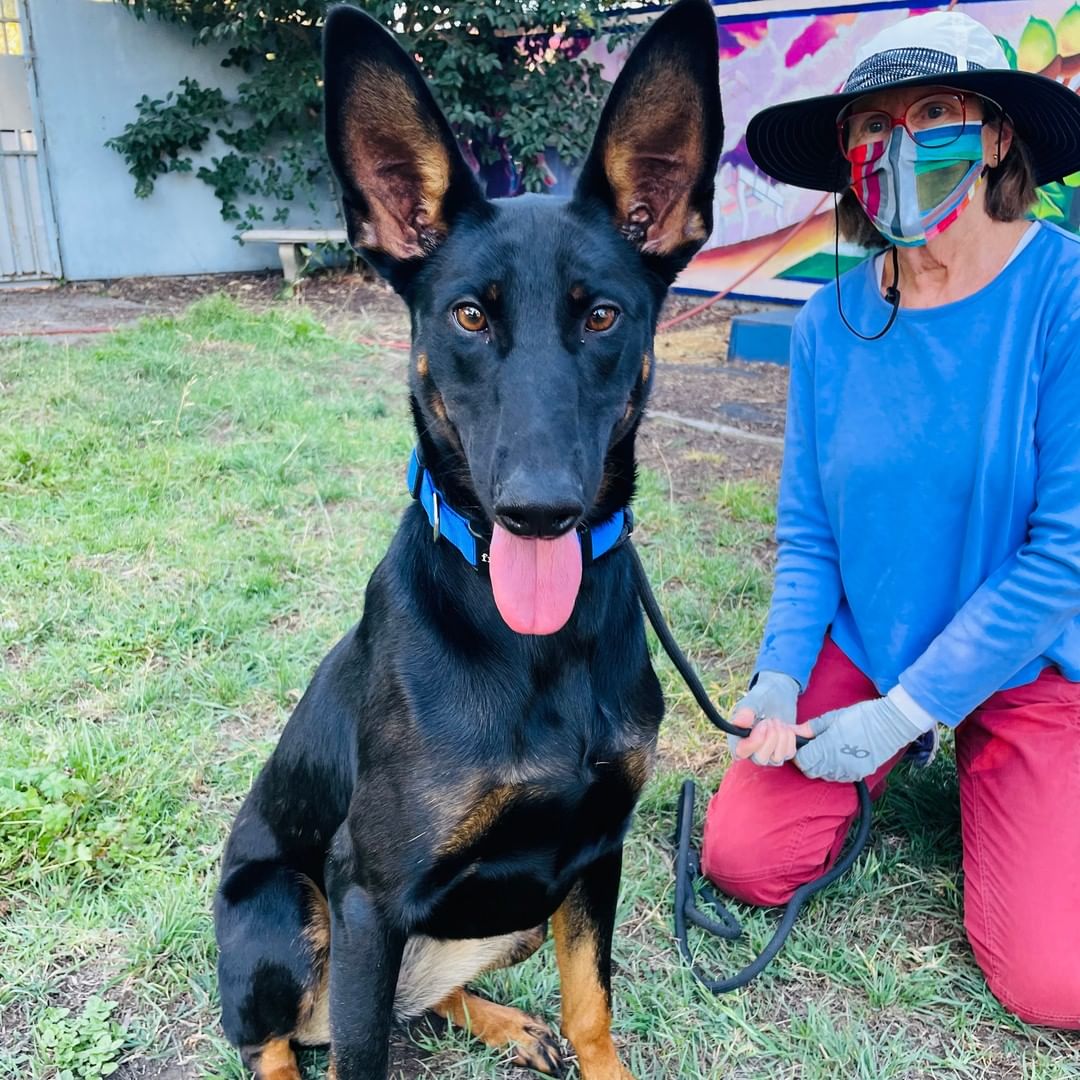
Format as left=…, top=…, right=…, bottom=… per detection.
left=747, top=11, right=1080, bottom=192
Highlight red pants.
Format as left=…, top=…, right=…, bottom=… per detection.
left=702, top=638, right=1080, bottom=1030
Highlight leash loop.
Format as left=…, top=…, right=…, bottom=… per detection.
left=627, top=540, right=872, bottom=993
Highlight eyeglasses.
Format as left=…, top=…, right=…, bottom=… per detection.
left=836, top=92, right=973, bottom=164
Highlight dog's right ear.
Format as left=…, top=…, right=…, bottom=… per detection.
left=572, top=0, right=722, bottom=285
left=323, top=5, right=485, bottom=285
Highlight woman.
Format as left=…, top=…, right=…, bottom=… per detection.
left=701, top=11, right=1080, bottom=1028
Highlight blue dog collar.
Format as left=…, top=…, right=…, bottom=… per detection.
left=407, top=448, right=632, bottom=573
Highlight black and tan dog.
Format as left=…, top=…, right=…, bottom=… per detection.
left=213, top=2, right=722, bottom=1077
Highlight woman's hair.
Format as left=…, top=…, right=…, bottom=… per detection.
left=837, top=99, right=1038, bottom=249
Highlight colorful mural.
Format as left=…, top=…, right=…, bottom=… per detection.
left=655, top=0, right=1080, bottom=301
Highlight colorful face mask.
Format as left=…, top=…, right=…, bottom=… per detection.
left=849, top=123, right=985, bottom=247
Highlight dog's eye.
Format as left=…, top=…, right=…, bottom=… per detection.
left=585, top=305, right=619, bottom=333
left=453, top=304, right=488, bottom=333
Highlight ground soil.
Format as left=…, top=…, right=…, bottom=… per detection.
left=0, top=268, right=788, bottom=494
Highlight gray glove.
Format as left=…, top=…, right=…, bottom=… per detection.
left=728, top=670, right=800, bottom=764
left=794, top=686, right=937, bottom=782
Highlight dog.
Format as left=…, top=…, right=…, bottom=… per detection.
left=213, top=2, right=722, bottom=1077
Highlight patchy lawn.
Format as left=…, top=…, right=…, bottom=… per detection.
left=1, top=298, right=1076, bottom=1079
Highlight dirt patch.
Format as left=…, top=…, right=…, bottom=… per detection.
left=113, top=1058, right=190, bottom=1080
left=0, top=267, right=401, bottom=344
left=656, top=324, right=732, bottom=365
left=3, top=643, right=32, bottom=671
left=0, top=290, right=151, bottom=338
left=0, top=1000, right=31, bottom=1060
left=215, top=692, right=290, bottom=750
left=641, top=293, right=789, bottom=493
left=638, top=418, right=781, bottom=498
left=652, top=359, right=787, bottom=439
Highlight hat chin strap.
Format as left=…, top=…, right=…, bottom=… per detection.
left=834, top=194, right=902, bottom=341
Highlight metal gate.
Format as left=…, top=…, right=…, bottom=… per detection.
left=1, top=0, right=60, bottom=281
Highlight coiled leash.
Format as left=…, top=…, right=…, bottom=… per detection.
left=627, top=542, right=872, bottom=992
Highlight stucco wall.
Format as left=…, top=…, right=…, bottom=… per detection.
left=27, top=0, right=335, bottom=279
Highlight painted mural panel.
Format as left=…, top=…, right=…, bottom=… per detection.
left=663, top=0, right=1080, bottom=300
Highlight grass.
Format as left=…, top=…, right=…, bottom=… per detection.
left=1, top=296, right=1076, bottom=1079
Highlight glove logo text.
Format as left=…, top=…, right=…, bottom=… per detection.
left=840, top=744, right=870, bottom=759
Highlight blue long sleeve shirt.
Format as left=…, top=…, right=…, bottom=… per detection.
left=755, top=222, right=1080, bottom=727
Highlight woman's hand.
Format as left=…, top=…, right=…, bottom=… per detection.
left=793, top=689, right=937, bottom=782
left=728, top=671, right=801, bottom=766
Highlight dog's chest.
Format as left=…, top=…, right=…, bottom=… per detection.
left=411, top=740, right=655, bottom=937
left=443, top=739, right=654, bottom=852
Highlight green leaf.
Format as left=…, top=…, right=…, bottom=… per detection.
left=995, top=35, right=1018, bottom=71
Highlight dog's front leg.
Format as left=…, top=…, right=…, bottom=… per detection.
left=552, top=848, right=635, bottom=1080
left=326, top=855, right=405, bottom=1080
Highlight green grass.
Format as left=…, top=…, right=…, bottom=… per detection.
left=1, top=297, right=1076, bottom=1079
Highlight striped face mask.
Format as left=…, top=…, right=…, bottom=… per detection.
left=849, top=123, right=985, bottom=247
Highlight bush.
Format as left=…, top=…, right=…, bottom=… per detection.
left=109, top=1, right=629, bottom=230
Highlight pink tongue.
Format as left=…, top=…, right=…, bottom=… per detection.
left=489, top=525, right=583, bottom=635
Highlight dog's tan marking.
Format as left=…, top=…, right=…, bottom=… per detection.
left=552, top=898, right=635, bottom=1080
left=483, top=281, right=500, bottom=304
left=502, top=923, right=547, bottom=967
left=619, top=745, right=654, bottom=792
left=570, top=283, right=587, bottom=303
left=595, top=465, right=618, bottom=507
left=613, top=354, right=653, bottom=439
left=430, top=391, right=449, bottom=423
left=301, top=876, right=330, bottom=956
left=247, top=1037, right=301, bottom=1080
left=601, top=60, right=707, bottom=257
left=342, top=66, right=452, bottom=259
left=395, top=927, right=545, bottom=1019
left=292, top=877, right=331, bottom=1046
left=416, top=351, right=429, bottom=378
left=436, top=783, right=517, bottom=856
left=433, top=988, right=563, bottom=1075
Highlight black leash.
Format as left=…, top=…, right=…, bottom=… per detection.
left=627, top=541, right=872, bottom=992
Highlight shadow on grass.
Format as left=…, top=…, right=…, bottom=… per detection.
left=875, top=752, right=962, bottom=871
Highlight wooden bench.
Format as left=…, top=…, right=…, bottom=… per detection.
left=240, top=228, right=349, bottom=282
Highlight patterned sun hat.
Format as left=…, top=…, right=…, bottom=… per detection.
left=746, top=11, right=1080, bottom=192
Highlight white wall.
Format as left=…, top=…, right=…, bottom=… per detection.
left=27, top=0, right=336, bottom=279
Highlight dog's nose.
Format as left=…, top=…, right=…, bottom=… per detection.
left=494, top=499, right=585, bottom=539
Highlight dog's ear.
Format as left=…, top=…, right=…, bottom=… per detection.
left=323, top=5, right=485, bottom=283
left=573, top=0, right=722, bottom=282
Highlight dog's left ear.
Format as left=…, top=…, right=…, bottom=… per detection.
left=573, top=0, right=723, bottom=282
left=323, top=5, right=486, bottom=286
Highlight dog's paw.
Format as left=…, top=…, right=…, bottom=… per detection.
left=509, top=1018, right=564, bottom=1076
left=434, top=989, right=564, bottom=1076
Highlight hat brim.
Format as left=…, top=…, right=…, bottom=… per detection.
left=746, top=70, right=1080, bottom=192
